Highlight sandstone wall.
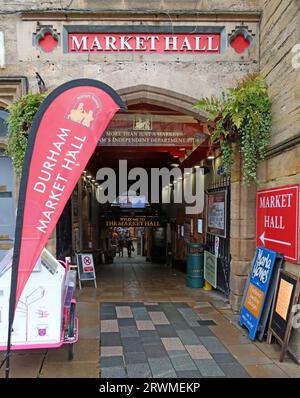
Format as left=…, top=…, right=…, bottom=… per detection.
left=0, top=0, right=261, bottom=13
left=258, top=0, right=300, bottom=362
left=259, top=0, right=300, bottom=290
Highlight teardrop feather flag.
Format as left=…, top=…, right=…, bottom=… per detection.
left=5, top=79, right=127, bottom=376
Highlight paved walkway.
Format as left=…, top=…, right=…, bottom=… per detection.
left=100, top=302, right=248, bottom=378
left=1, top=256, right=300, bottom=378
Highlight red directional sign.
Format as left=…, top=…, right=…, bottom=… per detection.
left=256, top=185, right=300, bottom=264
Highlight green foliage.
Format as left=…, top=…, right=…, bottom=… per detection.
left=6, top=92, right=46, bottom=177
left=194, top=74, right=272, bottom=184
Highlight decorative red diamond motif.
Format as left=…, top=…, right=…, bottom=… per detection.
left=230, top=34, right=251, bottom=54
left=38, top=32, right=58, bottom=53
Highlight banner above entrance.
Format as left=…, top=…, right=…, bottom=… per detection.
left=99, top=114, right=205, bottom=148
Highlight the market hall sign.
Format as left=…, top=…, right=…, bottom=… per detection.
left=64, top=27, right=222, bottom=54
left=104, top=216, right=162, bottom=228
left=256, top=185, right=299, bottom=264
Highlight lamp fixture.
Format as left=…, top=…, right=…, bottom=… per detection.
left=207, top=145, right=215, bottom=160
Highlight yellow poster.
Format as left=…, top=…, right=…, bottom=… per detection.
left=275, top=279, right=293, bottom=320
left=244, top=283, right=264, bottom=318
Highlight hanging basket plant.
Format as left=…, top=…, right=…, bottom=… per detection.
left=6, top=92, right=46, bottom=177
left=194, top=73, right=272, bottom=184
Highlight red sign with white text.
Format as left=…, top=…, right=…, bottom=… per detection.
left=68, top=33, right=221, bottom=53
left=256, top=185, right=300, bottom=264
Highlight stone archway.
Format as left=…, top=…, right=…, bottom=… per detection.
left=117, top=84, right=208, bottom=122
left=116, top=84, right=255, bottom=312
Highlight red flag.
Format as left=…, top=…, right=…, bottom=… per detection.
left=10, top=79, right=126, bottom=311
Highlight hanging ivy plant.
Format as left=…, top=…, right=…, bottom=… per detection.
left=6, top=92, right=46, bottom=177
left=194, top=74, right=272, bottom=183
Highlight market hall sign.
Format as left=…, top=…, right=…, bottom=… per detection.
left=256, top=185, right=300, bottom=264
left=104, top=216, right=162, bottom=228
left=67, top=32, right=221, bottom=54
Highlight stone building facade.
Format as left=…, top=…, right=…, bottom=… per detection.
left=0, top=0, right=300, bottom=359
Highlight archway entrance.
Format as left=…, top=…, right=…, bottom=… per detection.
left=56, top=84, right=212, bottom=268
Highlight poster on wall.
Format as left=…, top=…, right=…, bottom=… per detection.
left=197, top=219, right=203, bottom=234
left=206, top=190, right=227, bottom=238
left=240, top=246, right=282, bottom=341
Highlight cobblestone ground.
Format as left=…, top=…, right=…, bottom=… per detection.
left=1, top=256, right=300, bottom=378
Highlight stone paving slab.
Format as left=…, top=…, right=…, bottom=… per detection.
left=99, top=302, right=250, bottom=378
left=42, top=361, right=99, bottom=378
left=0, top=353, right=44, bottom=378
left=176, top=329, right=201, bottom=345
left=227, top=344, right=274, bottom=366
left=118, top=318, right=136, bottom=327
left=100, top=356, right=125, bottom=368
left=101, top=366, right=127, bottom=378
left=124, top=351, right=148, bottom=364
left=218, top=363, right=250, bottom=378
left=199, top=336, right=229, bottom=354
left=119, top=326, right=139, bottom=338
left=101, top=332, right=122, bottom=346
left=136, top=320, right=156, bottom=331
left=176, top=370, right=202, bottom=378
left=194, top=359, right=225, bottom=377
left=127, top=363, right=152, bottom=378
left=148, top=357, right=177, bottom=378
left=244, top=363, right=288, bottom=378
left=156, top=325, right=178, bottom=337
left=169, top=352, right=198, bottom=371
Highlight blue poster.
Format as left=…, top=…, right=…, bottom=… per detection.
left=240, top=246, right=277, bottom=340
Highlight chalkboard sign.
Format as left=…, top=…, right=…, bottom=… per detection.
left=240, top=247, right=283, bottom=341
left=267, top=270, right=300, bottom=362
left=76, top=252, right=97, bottom=289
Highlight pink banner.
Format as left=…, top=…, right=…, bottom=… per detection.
left=11, top=79, right=126, bottom=308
